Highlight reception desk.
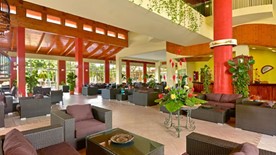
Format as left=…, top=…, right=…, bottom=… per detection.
left=193, top=82, right=276, bottom=100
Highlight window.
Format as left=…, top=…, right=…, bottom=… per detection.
left=147, top=66, right=155, bottom=82
left=47, top=15, right=61, bottom=24
left=65, top=19, right=77, bottom=28
left=83, top=24, right=93, bottom=32
left=110, top=63, right=116, bottom=83
left=118, top=33, right=126, bottom=39
left=10, top=5, right=16, bottom=14
left=95, top=27, right=105, bottom=35
left=130, top=64, right=143, bottom=82
left=89, top=63, right=104, bottom=83
left=26, top=9, right=42, bottom=20
left=107, top=31, right=116, bottom=37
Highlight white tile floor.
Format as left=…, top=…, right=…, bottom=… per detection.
left=1, top=93, right=276, bottom=155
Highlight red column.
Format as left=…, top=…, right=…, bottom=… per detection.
left=213, top=0, right=233, bottom=94
left=10, top=57, right=17, bottom=87
left=75, top=38, right=83, bottom=94
left=143, top=63, right=147, bottom=83
left=126, top=61, right=130, bottom=79
left=84, top=62, right=90, bottom=84
left=58, top=60, right=66, bottom=85
left=17, top=27, right=26, bottom=96
left=105, top=59, right=110, bottom=83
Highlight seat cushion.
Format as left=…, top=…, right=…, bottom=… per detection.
left=75, top=119, right=106, bottom=138
left=3, top=129, right=37, bottom=155
left=215, top=102, right=235, bottom=109
left=37, top=142, right=79, bottom=155
left=206, top=93, right=222, bottom=102
left=66, top=104, right=94, bottom=122
left=220, top=94, right=242, bottom=103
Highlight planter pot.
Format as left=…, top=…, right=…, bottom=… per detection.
left=69, top=90, right=74, bottom=95
left=27, top=93, right=33, bottom=97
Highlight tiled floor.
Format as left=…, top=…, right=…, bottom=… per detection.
left=1, top=93, right=276, bottom=155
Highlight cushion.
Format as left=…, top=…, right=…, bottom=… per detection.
left=220, top=94, right=242, bottom=103
left=66, top=104, right=94, bottom=122
left=37, top=142, right=79, bottom=155
left=3, top=129, right=37, bottom=155
left=75, top=119, right=106, bottom=138
left=206, top=93, right=222, bottom=102
left=34, top=94, right=44, bottom=99
left=230, top=142, right=259, bottom=155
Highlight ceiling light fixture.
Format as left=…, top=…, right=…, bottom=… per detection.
left=268, top=47, right=272, bottom=50
left=205, top=4, right=209, bottom=8
left=252, top=47, right=256, bottom=50
left=272, top=50, right=276, bottom=53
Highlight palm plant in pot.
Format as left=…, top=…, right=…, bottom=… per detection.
left=228, top=55, right=255, bottom=97
left=200, top=65, right=212, bottom=94
left=25, top=70, right=39, bottom=96
left=127, top=77, right=133, bottom=89
left=66, top=72, right=77, bottom=95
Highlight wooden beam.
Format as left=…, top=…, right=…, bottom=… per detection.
left=95, top=46, right=113, bottom=59
left=60, top=39, right=74, bottom=55
left=36, top=33, right=45, bottom=53
left=106, top=47, right=123, bottom=59
left=87, top=44, right=104, bottom=58
left=47, top=35, right=58, bottom=54
left=65, top=46, right=74, bottom=56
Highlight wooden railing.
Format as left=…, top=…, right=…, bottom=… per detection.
left=233, top=0, right=272, bottom=9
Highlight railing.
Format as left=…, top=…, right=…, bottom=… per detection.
left=233, top=0, right=272, bottom=9
left=0, top=51, right=10, bottom=80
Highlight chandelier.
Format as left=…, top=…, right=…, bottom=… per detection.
left=0, top=0, right=10, bottom=37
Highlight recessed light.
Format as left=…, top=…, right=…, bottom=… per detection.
left=272, top=50, right=276, bottom=52
left=252, top=47, right=256, bottom=50
left=268, top=47, right=272, bottom=50
left=205, top=4, right=209, bottom=8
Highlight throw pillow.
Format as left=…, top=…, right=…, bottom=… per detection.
left=3, top=129, right=37, bottom=155
left=66, top=104, right=94, bottom=122
left=220, top=94, right=242, bottom=103
left=206, top=93, right=222, bottom=102
left=230, top=142, right=259, bottom=155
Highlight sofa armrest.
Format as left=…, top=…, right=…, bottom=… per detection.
left=236, top=97, right=247, bottom=104
left=51, top=110, right=76, bottom=147
left=23, top=125, right=63, bottom=150
left=92, top=106, right=112, bottom=130
left=195, top=94, right=206, bottom=100
left=4, top=96, right=13, bottom=114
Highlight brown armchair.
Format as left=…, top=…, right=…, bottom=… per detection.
left=51, top=104, right=112, bottom=149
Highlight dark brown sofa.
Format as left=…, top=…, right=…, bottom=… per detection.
left=236, top=101, right=276, bottom=135
left=0, top=125, right=79, bottom=155
left=185, top=132, right=276, bottom=155
left=51, top=104, right=112, bottom=149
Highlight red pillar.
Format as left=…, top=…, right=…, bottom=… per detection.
left=75, top=38, right=83, bottom=94
left=143, top=63, right=147, bottom=83
left=105, top=59, right=110, bottom=83
left=17, top=27, right=26, bottom=96
left=126, top=61, right=130, bottom=79
left=10, top=57, right=17, bottom=87
left=213, top=0, right=233, bottom=94
left=84, top=62, right=90, bottom=84
left=58, top=60, right=66, bottom=85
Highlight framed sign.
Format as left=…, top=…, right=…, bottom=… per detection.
left=261, top=65, right=274, bottom=74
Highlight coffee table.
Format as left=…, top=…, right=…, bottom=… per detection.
left=191, top=106, right=230, bottom=124
left=86, top=128, right=164, bottom=155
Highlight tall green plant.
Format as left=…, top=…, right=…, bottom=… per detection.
left=66, top=72, right=77, bottom=91
left=228, top=56, right=255, bottom=97
left=200, top=65, right=211, bottom=93
left=26, top=70, right=39, bottom=94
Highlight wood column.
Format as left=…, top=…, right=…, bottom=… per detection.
left=105, top=59, right=110, bottom=83
left=10, top=57, right=17, bottom=87
left=17, top=27, right=26, bottom=97
left=143, top=63, right=147, bottom=83
left=84, top=62, right=90, bottom=84
left=75, top=38, right=83, bottom=94
left=213, top=0, right=233, bottom=94
left=58, top=60, right=66, bottom=85
left=126, top=60, right=130, bottom=79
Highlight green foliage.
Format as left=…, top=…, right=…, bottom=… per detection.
left=155, top=75, right=206, bottom=112
left=67, top=72, right=77, bottom=91
left=200, top=65, right=211, bottom=93
left=127, top=77, right=133, bottom=85
left=25, top=70, right=39, bottom=93
left=228, top=56, right=255, bottom=97
left=129, top=0, right=203, bottom=32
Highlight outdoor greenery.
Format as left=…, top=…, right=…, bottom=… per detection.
left=66, top=72, right=77, bottom=91
left=129, top=0, right=203, bottom=31
left=25, top=70, right=39, bottom=94
left=228, top=56, right=255, bottom=97
left=200, top=65, right=211, bottom=93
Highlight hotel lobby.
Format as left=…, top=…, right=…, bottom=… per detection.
left=1, top=0, right=276, bottom=155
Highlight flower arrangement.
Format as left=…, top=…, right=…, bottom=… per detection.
left=155, top=71, right=206, bottom=113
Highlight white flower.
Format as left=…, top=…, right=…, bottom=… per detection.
left=184, top=86, right=189, bottom=89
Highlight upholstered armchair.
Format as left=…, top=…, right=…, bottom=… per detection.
left=50, top=90, right=63, bottom=104
left=51, top=104, right=112, bottom=149
left=132, top=91, right=159, bottom=106
left=82, top=86, right=98, bottom=96
left=101, top=88, right=120, bottom=99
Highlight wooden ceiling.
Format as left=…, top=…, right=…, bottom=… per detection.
left=0, top=0, right=128, bottom=60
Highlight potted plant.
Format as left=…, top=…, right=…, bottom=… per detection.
left=228, top=55, right=255, bottom=97
left=25, top=70, right=39, bottom=96
left=127, top=77, right=133, bottom=89
left=66, top=72, right=77, bottom=95
left=200, top=65, right=212, bottom=94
